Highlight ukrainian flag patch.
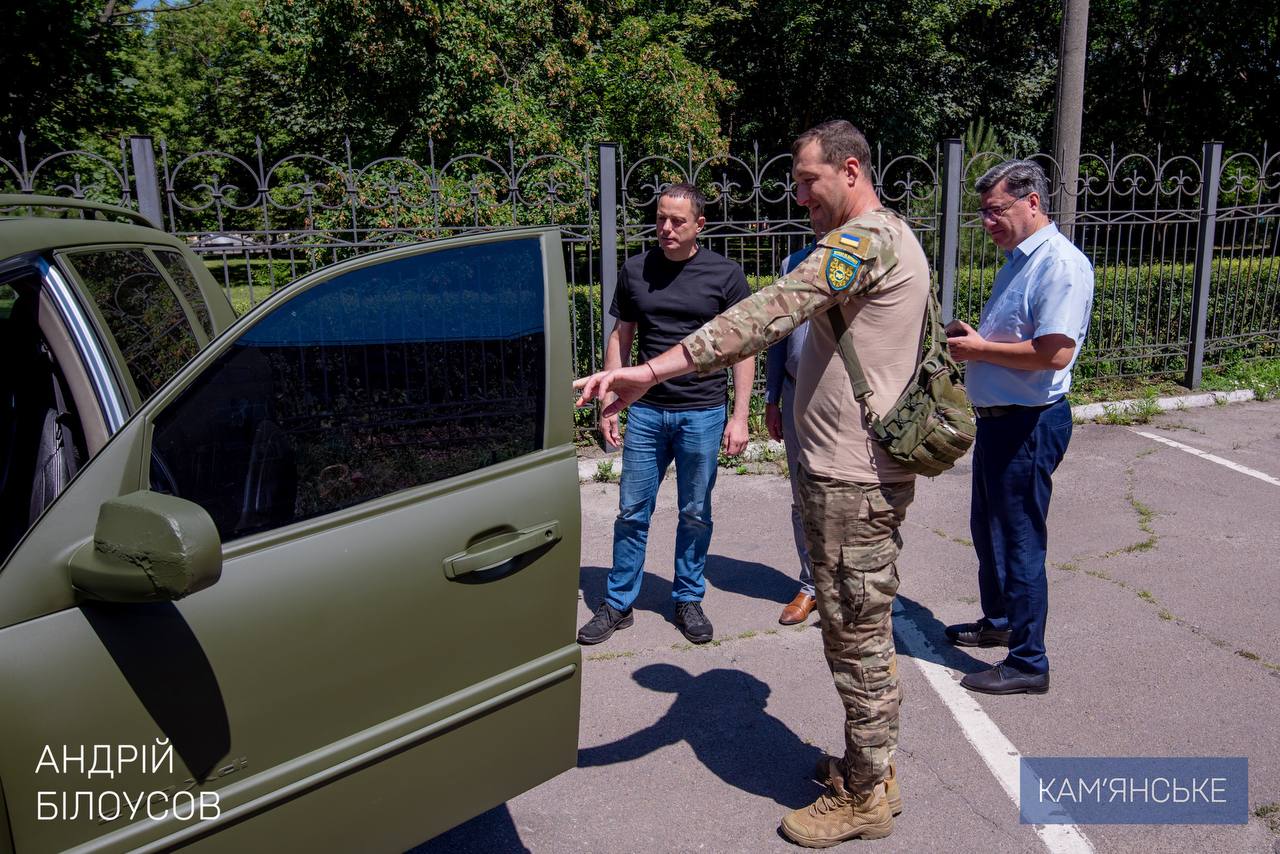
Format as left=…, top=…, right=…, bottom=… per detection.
left=825, top=249, right=862, bottom=292
left=839, top=232, right=864, bottom=253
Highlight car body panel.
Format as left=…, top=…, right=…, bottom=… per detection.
left=0, top=214, right=581, bottom=851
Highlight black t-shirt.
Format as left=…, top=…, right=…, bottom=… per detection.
left=610, top=247, right=751, bottom=410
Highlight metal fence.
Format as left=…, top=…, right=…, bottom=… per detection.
left=5, top=133, right=1278, bottom=389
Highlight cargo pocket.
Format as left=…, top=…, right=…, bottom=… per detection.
left=837, top=540, right=901, bottom=622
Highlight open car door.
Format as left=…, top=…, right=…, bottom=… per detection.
left=0, top=228, right=581, bottom=852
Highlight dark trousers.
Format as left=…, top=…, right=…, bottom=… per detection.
left=970, top=397, right=1073, bottom=675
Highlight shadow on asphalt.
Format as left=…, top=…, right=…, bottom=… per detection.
left=577, top=663, right=825, bottom=809
left=579, top=554, right=801, bottom=617
left=895, top=594, right=990, bottom=674
left=408, top=803, right=529, bottom=853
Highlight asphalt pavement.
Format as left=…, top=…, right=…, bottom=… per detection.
left=421, top=399, right=1280, bottom=854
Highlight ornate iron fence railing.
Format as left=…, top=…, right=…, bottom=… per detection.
left=5, top=133, right=1277, bottom=391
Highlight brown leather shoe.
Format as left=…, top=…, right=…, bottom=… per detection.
left=779, top=592, right=817, bottom=625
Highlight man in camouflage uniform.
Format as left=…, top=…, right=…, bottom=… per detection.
left=575, top=120, right=931, bottom=846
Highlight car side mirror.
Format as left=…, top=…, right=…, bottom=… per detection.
left=69, top=491, right=222, bottom=603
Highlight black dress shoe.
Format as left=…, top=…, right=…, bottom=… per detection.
left=674, top=601, right=713, bottom=644
left=944, top=620, right=1012, bottom=647
left=960, top=662, right=1049, bottom=695
left=577, top=602, right=633, bottom=645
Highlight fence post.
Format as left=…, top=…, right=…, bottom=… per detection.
left=1185, top=141, right=1222, bottom=389
left=938, top=137, right=963, bottom=323
left=128, top=135, right=164, bottom=229
left=598, top=143, right=619, bottom=362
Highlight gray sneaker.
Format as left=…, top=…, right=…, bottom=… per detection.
left=674, top=601, right=713, bottom=644
left=577, top=602, right=633, bottom=645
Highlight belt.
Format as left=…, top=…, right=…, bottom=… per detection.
left=973, top=402, right=1056, bottom=419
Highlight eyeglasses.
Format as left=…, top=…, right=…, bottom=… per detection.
left=977, top=192, right=1032, bottom=221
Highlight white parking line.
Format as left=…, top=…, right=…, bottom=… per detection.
left=1131, top=429, right=1280, bottom=487
left=893, top=606, right=1095, bottom=854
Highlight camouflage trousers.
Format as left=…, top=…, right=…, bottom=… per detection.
left=797, top=467, right=914, bottom=794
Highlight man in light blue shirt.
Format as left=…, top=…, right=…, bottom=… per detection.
left=943, top=159, right=1094, bottom=695
left=764, top=244, right=815, bottom=624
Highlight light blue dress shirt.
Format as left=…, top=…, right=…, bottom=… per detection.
left=765, top=244, right=815, bottom=405
left=965, top=223, right=1094, bottom=407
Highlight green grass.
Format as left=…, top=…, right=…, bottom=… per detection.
left=1097, top=388, right=1164, bottom=425
left=205, top=259, right=296, bottom=315
left=1200, top=358, right=1280, bottom=401
left=586, top=650, right=635, bottom=661
left=1255, top=802, right=1280, bottom=834
left=1105, top=471, right=1159, bottom=554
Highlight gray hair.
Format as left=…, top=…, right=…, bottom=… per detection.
left=975, top=159, right=1050, bottom=209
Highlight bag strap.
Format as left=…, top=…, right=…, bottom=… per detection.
left=825, top=283, right=942, bottom=411
left=824, top=303, right=874, bottom=405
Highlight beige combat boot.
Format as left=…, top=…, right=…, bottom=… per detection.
left=780, top=776, right=893, bottom=847
left=815, top=756, right=902, bottom=816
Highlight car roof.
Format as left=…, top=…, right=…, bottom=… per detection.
left=0, top=216, right=191, bottom=258
left=0, top=194, right=189, bottom=258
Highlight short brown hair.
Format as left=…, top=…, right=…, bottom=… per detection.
left=659, top=182, right=706, bottom=220
left=792, top=120, right=872, bottom=172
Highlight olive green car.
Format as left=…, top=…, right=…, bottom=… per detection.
left=0, top=196, right=582, bottom=852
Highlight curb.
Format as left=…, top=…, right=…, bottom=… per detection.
left=577, top=389, right=1262, bottom=483
left=1068, top=388, right=1256, bottom=421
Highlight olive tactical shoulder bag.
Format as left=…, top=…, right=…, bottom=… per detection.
left=825, top=287, right=975, bottom=477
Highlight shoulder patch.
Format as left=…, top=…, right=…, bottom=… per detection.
left=825, top=249, right=862, bottom=292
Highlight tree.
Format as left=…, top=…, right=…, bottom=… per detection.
left=255, top=0, right=744, bottom=161
left=134, top=0, right=301, bottom=155
left=1, top=0, right=144, bottom=152
left=703, top=0, right=1059, bottom=155
left=1084, top=0, right=1280, bottom=154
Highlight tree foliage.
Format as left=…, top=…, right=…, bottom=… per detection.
left=2, top=0, right=144, bottom=152
left=2, top=0, right=1276, bottom=161
left=135, top=0, right=299, bottom=153
left=1083, top=0, right=1280, bottom=153
left=254, top=0, right=742, bottom=161
left=702, top=0, right=1059, bottom=154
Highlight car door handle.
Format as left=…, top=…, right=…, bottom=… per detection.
left=443, top=522, right=562, bottom=579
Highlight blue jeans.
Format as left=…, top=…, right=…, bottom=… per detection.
left=606, top=402, right=725, bottom=611
left=970, top=397, right=1073, bottom=675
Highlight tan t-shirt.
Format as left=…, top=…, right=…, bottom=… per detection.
left=682, top=207, right=930, bottom=483
left=793, top=212, right=930, bottom=482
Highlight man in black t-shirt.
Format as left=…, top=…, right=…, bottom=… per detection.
left=578, top=183, right=754, bottom=646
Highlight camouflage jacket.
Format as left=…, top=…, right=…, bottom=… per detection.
left=682, top=207, right=905, bottom=373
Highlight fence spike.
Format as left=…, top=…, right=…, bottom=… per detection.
left=17, top=130, right=29, bottom=180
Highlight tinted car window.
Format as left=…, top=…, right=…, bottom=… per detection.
left=149, top=238, right=547, bottom=541
left=155, top=249, right=215, bottom=337
left=64, top=248, right=201, bottom=400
